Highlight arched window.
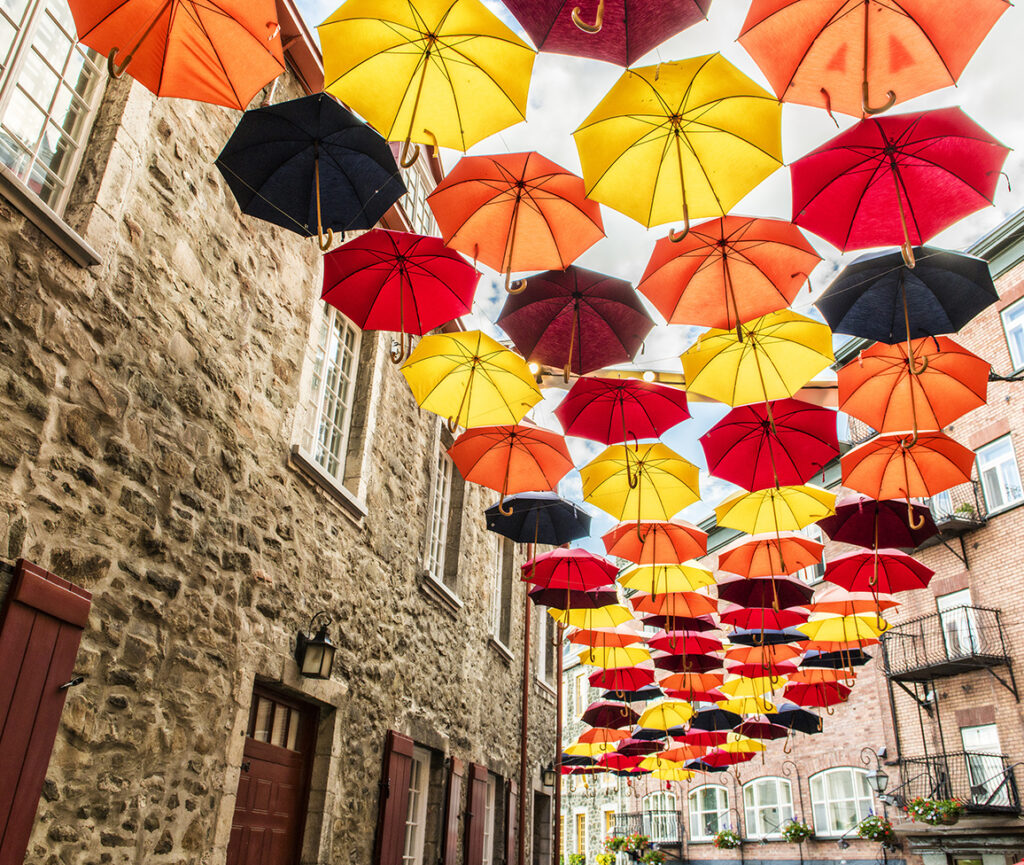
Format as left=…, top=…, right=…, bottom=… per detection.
left=688, top=784, right=730, bottom=842
left=742, top=777, right=794, bottom=839
left=643, top=791, right=678, bottom=841
left=809, top=768, right=874, bottom=836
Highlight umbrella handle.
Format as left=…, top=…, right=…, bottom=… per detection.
left=318, top=226, right=334, bottom=252
left=906, top=500, right=926, bottom=531
left=861, top=80, right=896, bottom=116
left=571, top=0, right=604, bottom=33
left=400, top=139, right=421, bottom=168
left=107, top=47, right=131, bottom=79
left=668, top=204, right=691, bottom=243
left=389, top=332, right=410, bottom=365
left=498, top=495, right=515, bottom=516
left=900, top=241, right=916, bottom=269
left=446, top=416, right=459, bottom=434
left=908, top=352, right=929, bottom=376
left=506, top=273, right=528, bottom=294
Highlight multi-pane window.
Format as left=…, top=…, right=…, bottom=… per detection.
left=794, top=524, right=825, bottom=584
left=304, top=304, right=361, bottom=481
left=571, top=670, right=588, bottom=718
left=537, top=612, right=557, bottom=686
left=603, top=809, right=616, bottom=837
left=688, top=785, right=729, bottom=841
left=976, top=436, right=1024, bottom=513
left=644, top=792, right=677, bottom=842
left=402, top=747, right=432, bottom=865
left=248, top=694, right=302, bottom=751
left=482, top=774, right=497, bottom=865
left=425, top=448, right=454, bottom=582
left=493, top=537, right=514, bottom=646
left=743, top=778, right=794, bottom=839
left=1002, top=297, right=1024, bottom=371
left=809, top=768, right=873, bottom=836
left=574, top=812, right=587, bottom=854
left=401, top=160, right=438, bottom=236
left=938, top=589, right=981, bottom=657
left=961, top=724, right=1009, bottom=806
left=0, top=0, right=104, bottom=212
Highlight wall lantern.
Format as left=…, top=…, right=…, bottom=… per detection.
left=295, top=611, right=337, bottom=679
left=541, top=763, right=557, bottom=788
left=862, top=745, right=889, bottom=795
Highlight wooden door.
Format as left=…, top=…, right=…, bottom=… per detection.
left=226, top=687, right=317, bottom=865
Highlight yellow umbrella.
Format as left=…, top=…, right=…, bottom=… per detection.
left=578, top=646, right=651, bottom=669
left=715, top=485, right=836, bottom=534
left=573, top=54, right=782, bottom=234
left=401, top=330, right=541, bottom=430
left=798, top=615, right=891, bottom=642
left=580, top=443, right=700, bottom=522
left=719, top=676, right=785, bottom=698
left=639, top=755, right=686, bottom=772
left=565, top=741, right=617, bottom=757
left=721, top=735, right=767, bottom=754
left=717, top=696, right=776, bottom=715
left=318, top=0, right=535, bottom=164
left=652, top=768, right=696, bottom=782
left=551, top=604, right=635, bottom=629
left=618, top=564, right=715, bottom=594
left=637, top=700, right=694, bottom=729
left=681, top=310, right=834, bottom=406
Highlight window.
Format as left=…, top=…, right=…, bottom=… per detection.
left=249, top=694, right=303, bottom=751
left=688, top=785, right=729, bottom=841
left=0, top=0, right=104, bottom=212
left=926, top=489, right=955, bottom=521
left=424, top=437, right=465, bottom=592
left=537, top=612, right=557, bottom=686
left=401, top=159, right=438, bottom=236
left=961, top=724, right=1010, bottom=806
left=743, top=778, right=794, bottom=839
left=644, top=792, right=677, bottom=842
left=809, top=768, right=873, bottom=836
left=794, top=525, right=825, bottom=584
left=574, top=812, right=587, bottom=854
left=571, top=670, right=589, bottom=718
left=1002, top=297, right=1024, bottom=371
left=977, top=436, right=1024, bottom=513
left=937, top=589, right=981, bottom=657
left=482, top=774, right=497, bottom=865
left=603, top=808, right=616, bottom=837
left=403, top=747, right=432, bottom=865
left=559, top=814, right=565, bottom=856
left=493, top=538, right=515, bottom=646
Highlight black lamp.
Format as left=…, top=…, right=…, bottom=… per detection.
left=295, top=611, right=336, bottom=679
left=862, top=746, right=889, bottom=795
left=541, top=762, right=557, bottom=788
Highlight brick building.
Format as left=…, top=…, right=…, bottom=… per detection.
left=0, top=2, right=556, bottom=864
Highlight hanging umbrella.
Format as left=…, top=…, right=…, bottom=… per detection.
left=318, top=0, right=535, bottom=162
left=719, top=606, right=809, bottom=631
left=701, top=399, right=838, bottom=491
left=715, top=485, right=836, bottom=534
left=529, top=586, right=617, bottom=609
left=735, top=717, right=790, bottom=741
left=739, top=0, right=1010, bottom=118
left=641, top=614, right=717, bottom=632
left=716, top=533, right=824, bottom=578
left=579, top=646, right=653, bottom=668
left=322, top=230, right=480, bottom=360
left=728, top=628, right=805, bottom=648
left=638, top=754, right=686, bottom=772
left=589, top=665, right=656, bottom=691
left=523, top=548, right=618, bottom=591
left=597, top=752, right=645, bottom=770
left=616, top=736, right=666, bottom=756
left=401, top=330, right=541, bottom=430
left=769, top=703, right=823, bottom=735
left=556, top=379, right=691, bottom=446
left=565, top=740, right=618, bottom=757
left=579, top=727, right=632, bottom=746
left=648, top=632, right=723, bottom=655
left=681, top=310, right=834, bottom=406
left=801, top=649, right=872, bottom=669
left=638, top=216, right=821, bottom=330
left=791, top=107, right=1009, bottom=267
left=497, top=267, right=654, bottom=378
left=797, top=615, right=890, bottom=642
left=427, top=152, right=604, bottom=291
left=660, top=672, right=725, bottom=697
left=824, top=549, right=934, bottom=594
left=724, top=644, right=803, bottom=666
left=554, top=605, right=635, bottom=630
left=652, top=767, right=696, bottom=782
left=601, top=685, right=664, bottom=702
left=69, top=0, right=285, bottom=109
left=716, top=696, right=776, bottom=715
left=652, top=652, right=723, bottom=674
left=485, top=492, right=591, bottom=545
left=216, top=94, right=407, bottom=250
left=567, top=624, right=645, bottom=649
left=449, top=424, right=573, bottom=510
left=660, top=744, right=709, bottom=762
left=638, top=700, right=695, bottom=730
left=676, top=728, right=731, bottom=747
left=717, top=575, right=815, bottom=609
left=573, top=54, right=782, bottom=234
left=783, top=681, right=852, bottom=709
left=560, top=753, right=596, bottom=767
left=630, top=592, right=718, bottom=619
left=619, top=564, right=715, bottom=595
left=839, top=337, right=990, bottom=435
left=807, top=588, right=900, bottom=617
left=603, top=520, right=706, bottom=566
left=721, top=735, right=767, bottom=754
left=689, top=707, right=742, bottom=732
left=581, top=701, right=640, bottom=728
left=788, top=667, right=856, bottom=685
left=580, top=443, right=700, bottom=522
left=818, top=493, right=937, bottom=549
left=720, top=675, right=786, bottom=699
left=726, top=660, right=799, bottom=679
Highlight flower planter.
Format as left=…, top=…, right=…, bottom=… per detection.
left=941, top=812, right=961, bottom=825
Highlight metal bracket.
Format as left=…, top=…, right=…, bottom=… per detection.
left=935, top=534, right=970, bottom=568
left=893, top=679, right=934, bottom=713
left=985, top=665, right=1020, bottom=702
left=58, top=675, right=85, bottom=690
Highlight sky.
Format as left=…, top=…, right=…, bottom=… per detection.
left=297, top=0, right=1024, bottom=542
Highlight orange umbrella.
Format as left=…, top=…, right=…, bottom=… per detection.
left=715, top=532, right=824, bottom=578
left=724, top=644, right=803, bottom=666
left=69, top=0, right=285, bottom=110
left=578, top=727, right=632, bottom=745
left=788, top=667, right=856, bottom=685
left=660, top=672, right=725, bottom=702
left=638, top=216, right=821, bottom=331
left=565, top=626, right=646, bottom=649
left=630, top=592, right=718, bottom=619
left=661, top=744, right=708, bottom=762
left=448, top=424, right=573, bottom=512
left=839, top=337, right=989, bottom=436
left=807, top=587, right=900, bottom=617
left=602, top=520, right=708, bottom=565
left=427, top=152, right=604, bottom=292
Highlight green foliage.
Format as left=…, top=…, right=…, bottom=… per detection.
left=596, top=853, right=617, bottom=865
left=604, top=837, right=627, bottom=853
left=568, top=854, right=586, bottom=865
left=780, top=820, right=814, bottom=842
left=713, top=829, right=742, bottom=849
left=856, top=815, right=896, bottom=844
left=905, top=797, right=963, bottom=825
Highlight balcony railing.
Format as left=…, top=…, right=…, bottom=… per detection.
left=613, top=810, right=684, bottom=844
left=889, top=752, right=1021, bottom=814
left=917, top=481, right=988, bottom=546
left=880, top=605, right=1012, bottom=682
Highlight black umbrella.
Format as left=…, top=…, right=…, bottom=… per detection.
left=630, top=727, right=670, bottom=742
left=485, top=492, right=591, bottom=545
left=561, top=753, right=596, bottom=767
left=769, top=704, right=824, bottom=735
left=689, top=708, right=742, bottom=732
left=801, top=649, right=873, bottom=669
left=216, top=93, right=406, bottom=250
left=600, top=685, right=664, bottom=703
left=528, top=586, right=617, bottom=609
left=729, top=627, right=805, bottom=647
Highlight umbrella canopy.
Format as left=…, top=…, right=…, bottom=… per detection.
left=682, top=310, right=835, bottom=406
left=652, top=652, right=723, bottom=674
left=554, top=605, right=635, bottom=630
left=769, top=704, right=823, bottom=735
left=322, top=230, right=479, bottom=347
left=401, top=330, right=541, bottom=429
left=581, top=701, right=640, bottom=728
left=689, top=708, right=742, bottom=731
left=727, top=660, right=799, bottom=679
left=808, top=588, right=900, bottom=617
left=735, top=718, right=790, bottom=741
left=597, top=752, right=645, bottom=770
left=620, top=564, right=715, bottom=595
left=69, top=0, right=285, bottom=109
left=725, top=644, right=803, bottom=666
left=556, top=379, right=691, bottom=446
left=502, top=0, right=710, bottom=66
left=676, top=729, right=731, bottom=747
left=739, top=0, right=1010, bottom=118
left=783, top=681, right=852, bottom=708
left=529, top=586, right=617, bottom=608
left=524, top=548, right=619, bottom=591
left=818, top=493, right=937, bottom=549
left=580, top=646, right=653, bottom=669
left=791, top=107, right=1009, bottom=264
left=715, top=485, right=836, bottom=534
left=449, top=424, right=572, bottom=505
left=717, top=575, right=815, bottom=609
left=641, top=614, right=717, bottom=632
left=602, top=685, right=664, bottom=702
left=497, top=266, right=654, bottom=376
left=701, top=399, right=838, bottom=491
left=216, top=94, right=407, bottom=249
left=589, top=665, right=656, bottom=691
left=797, top=615, right=890, bottom=642
left=485, top=492, right=591, bottom=545
left=801, top=649, right=872, bottom=669
left=639, top=216, right=821, bottom=330
left=573, top=54, right=782, bottom=232
left=841, top=432, right=975, bottom=500
left=660, top=672, right=724, bottom=695
left=427, top=152, right=604, bottom=289
left=716, top=696, right=776, bottom=715
left=579, top=727, right=632, bottom=745
left=616, top=736, right=666, bottom=755
left=648, top=631, right=723, bottom=655
left=565, top=740, right=618, bottom=757
left=580, top=443, right=700, bottom=522
left=788, top=667, right=856, bottom=685
left=728, top=628, right=805, bottom=648
left=603, top=520, right=706, bottom=565
left=318, top=0, right=535, bottom=157
left=824, top=549, right=934, bottom=594
left=720, top=606, right=809, bottom=631
left=638, top=700, right=695, bottom=730
left=716, top=533, right=824, bottom=578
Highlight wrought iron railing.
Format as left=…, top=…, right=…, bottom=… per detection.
left=919, top=481, right=988, bottom=538
left=613, top=810, right=684, bottom=844
left=888, top=752, right=1021, bottom=814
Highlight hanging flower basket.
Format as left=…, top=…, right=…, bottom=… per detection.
left=781, top=820, right=814, bottom=842
left=713, top=829, right=743, bottom=849
left=856, top=815, right=896, bottom=845
left=623, top=834, right=651, bottom=855
left=906, top=797, right=963, bottom=826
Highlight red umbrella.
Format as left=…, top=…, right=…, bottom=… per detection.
left=817, top=493, right=937, bottom=549
left=528, top=586, right=618, bottom=608
left=791, top=108, right=1009, bottom=266
left=603, top=520, right=706, bottom=565
left=641, top=614, right=717, bottom=632
left=735, top=718, right=790, bottom=741
left=783, top=681, right=851, bottom=709
left=716, top=533, right=824, bottom=578
left=648, top=631, right=723, bottom=655
left=581, top=701, right=640, bottom=728
left=664, top=688, right=725, bottom=703
left=700, top=399, right=838, bottom=491
left=322, top=230, right=480, bottom=361
left=702, top=750, right=757, bottom=767
left=652, top=652, right=723, bottom=674
left=497, top=267, right=654, bottom=379
left=615, top=737, right=666, bottom=757
left=824, top=549, right=934, bottom=594
left=720, top=606, right=809, bottom=631
left=523, top=548, right=619, bottom=590
left=556, top=377, right=690, bottom=445
left=675, top=729, right=730, bottom=748
left=590, top=666, right=656, bottom=691
left=725, top=661, right=799, bottom=679
left=597, top=752, right=645, bottom=770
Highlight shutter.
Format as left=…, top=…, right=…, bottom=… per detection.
left=442, top=757, right=465, bottom=865
left=373, top=730, right=415, bottom=865
left=504, top=780, right=518, bottom=865
left=0, top=559, right=91, bottom=865
left=465, top=763, right=488, bottom=865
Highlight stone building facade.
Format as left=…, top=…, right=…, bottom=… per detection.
left=0, top=2, right=556, bottom=864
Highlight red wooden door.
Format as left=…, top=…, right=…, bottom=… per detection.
left=374, top=730, right=414, bottom=865
left=0, top=559, right=91, bottom=865
left=226, top=688, right=317, bottom=865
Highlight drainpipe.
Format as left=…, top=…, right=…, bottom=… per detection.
left=519, top=584, right=531, bottom=865
left=553, top=624, right=563, bottom=865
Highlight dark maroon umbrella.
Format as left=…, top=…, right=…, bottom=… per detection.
left=554, top=376, right=690, bottom=444
left=717, top=575, right=815, bottom=609
left=817, top=493, right=937, bottom=549
left=641, top=614, right=717, bottom=632
left=651, top=652, right=723, bottom=674
left=528, top=585, right=618, bottom=609
left=497, top=265, right=654, bottom=378
left=736, top=718, right=790, bottom=740
left=580, top=699, right=640, bottom=729
left=616, top=737, right=665, bottom=757
left=501, top=0, right=711, bottom=67
left=700, top=398, right=838, bottom=491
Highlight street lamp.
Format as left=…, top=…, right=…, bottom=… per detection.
left=542, top=762, right=557, bottom=788
left=295, top=611, right=337, bottom=679
left=861, top=746, right=889, bottom=795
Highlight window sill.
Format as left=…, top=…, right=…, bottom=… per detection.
left=489, top=637, right=513, bottom=663
left=418, top=572, right=463, bottom=616
left=0, top=164, right=101, bottom=267
left=535, top=679, right=556, bottom=701
left=289, top=445, right=367, bottom=521
left=981, top=499, right=1024, bottom=520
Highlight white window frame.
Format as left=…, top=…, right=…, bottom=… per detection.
left=976, top=435, right=1024, bottom=514
left=937, top=589, right=981, bottom=658
left=743, top=777, right=794, bottom=839
left=537, top=612, right=557, bottom=688
left=961, top=724, right=1009, bottom=806
left=402, top=747, right=431, bottom=865
left=492, top=537, right=514, bottom=648
left=644, top=791, right=678, bottom=842
left=482, top=773, right=497, bottom=865
left=424, top=447, right=455, bottom=582
left=688, top=784, right=730, bottom=842
left=401, top=158, right=438, bottom=236
left=809, top=768, right=873, bottom=837
left=793, top=524, right=825, bottom=584
left=1002, top=297, right=1024, bottom=371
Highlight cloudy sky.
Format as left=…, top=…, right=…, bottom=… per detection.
left=297, top=0, right=1024, bottom=539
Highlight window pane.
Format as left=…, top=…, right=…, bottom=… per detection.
left=1004, top=301, right=1024, bottom=370
left=978, top=438, right=1024, bottom=511
left=251, top=698, right=272, bottom=743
